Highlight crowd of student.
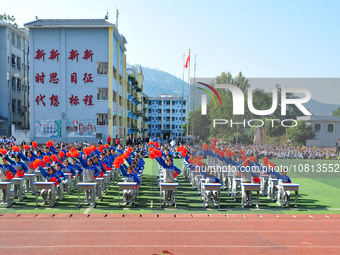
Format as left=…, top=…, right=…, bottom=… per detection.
left=0, top=137, right=336, bottom=207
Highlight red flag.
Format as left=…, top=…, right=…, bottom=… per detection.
left=184, top=50, right=190, bottom=68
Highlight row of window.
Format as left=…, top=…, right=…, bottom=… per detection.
left=149, top=109, right=186, bottom=114
left=11, top=76, right=22, bottom=91
left=11, top=32, right=25, bottom=49
left=149, top=124, right=182, bottom=129
left=149, top=117, right=186, bottom=121
left=314, top=123, right=335, bottom=133
left=10, top=54, right=23, bottom=70
left=149, top=101, right=186, bottom=106
left=12, top=99, right=22, bottom=113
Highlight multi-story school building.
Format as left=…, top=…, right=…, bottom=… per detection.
left=0, top=19, right=30, bottom=136
left=148, top=94, right=187, bottom=140
left=24, top=18, right=146, bottom=143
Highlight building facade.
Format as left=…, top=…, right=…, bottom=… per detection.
left=148, top=94, right=187, bottom=139
left=0, top=20, right=30, bottom=136
left=298, top=116, right=340, bottom=147
left=126, top=65, right=148, bottom=139
left=25, top=19, right=140, bottom=143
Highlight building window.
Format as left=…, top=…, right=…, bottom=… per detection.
left=96, top=62, right=108, bottom=74
left=327, top=123, right=334, bottom=133
left=314, top=123, right=321, bottom=132
left=12, top=77, right=16, bottom=90
left=17, top=57, right=21, bottom=70
left=17, top=100, right=22, bottom=113
left=12, top=99, right=16, bottom=113
left=11, top=54, right=16, bottom=67
left=12, top=32, right=15, bottom=45
left=96, top=88, right=108, bottom=100
left=17, top=78, right=21, bottom=91
left=16, top=35, right=21, bottom=48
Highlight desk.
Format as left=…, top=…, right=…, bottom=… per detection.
left=12, top=178, right=25, bottom=201
left=159, top=183, right=178, bottom=208
left=241, top=183, right=261, bottom=208
left=24, top=173, right=36, bottom=193
left=77, top=183, right=97, bottom=208
left=203, top=183, right=222, bottom=209
left=0, top=182, right=13, bottom=207
left=277, top=183, right=299, bottom=207
left=117, top=182, right=137, bottom=208
left=34, top=182, right=56, bottom=208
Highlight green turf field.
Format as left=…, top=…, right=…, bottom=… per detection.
left=0, top=158, right=339, bottom=214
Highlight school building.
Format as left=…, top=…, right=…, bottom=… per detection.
left=0, top=19, right=30, bottom=136
left=24, top=18, right=147, bottom=143
left=297, top=115, right=340, bottom=147
left=148, top=94, right=187, bottom=139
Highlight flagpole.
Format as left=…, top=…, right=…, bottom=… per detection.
left=181, top=53, right=185, bottom=144
left=192, top=54, right=196, bottom=139
left=186, top=49, right=191, bottom=144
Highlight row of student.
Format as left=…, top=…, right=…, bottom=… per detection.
left=0, top=142, right=145, bottom=206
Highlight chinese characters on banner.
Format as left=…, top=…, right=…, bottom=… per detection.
left=34, top=48, right=95, bottom=107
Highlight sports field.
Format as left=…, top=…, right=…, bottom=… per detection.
left=0, top=158, right=339, bottom=215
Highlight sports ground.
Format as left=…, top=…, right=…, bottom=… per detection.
left=1, top=158, right=339, bottom=254
left=0, top=158, right=339, bottom=214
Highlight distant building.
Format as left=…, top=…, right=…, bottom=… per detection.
left=297, top=116, right=340, bottom=147
left=25, top=19, right=140, bottom=143
left=126, top=65, right=148, bottom=138
left=0, top=20, right=30, bottom=135
left=148, top=94, right=187, bottom=139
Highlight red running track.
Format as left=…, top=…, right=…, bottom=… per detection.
left=0, top=214, right=340, bottom=255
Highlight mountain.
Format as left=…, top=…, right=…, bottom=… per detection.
left=141, top=66, right=188, bottom=98
left=304, top=99, right=340, bottom=116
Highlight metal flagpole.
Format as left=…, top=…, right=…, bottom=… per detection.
left=181, top=54, right=185, bottom=144
left=186, top=49, right=191, bottom=144
left=192, top=54, right=196, bottom=139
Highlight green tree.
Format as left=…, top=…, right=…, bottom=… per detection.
left=0, top=13, right=18, bottom=27
left=286, top=120, right=315, bottom=145
left=332, top=107, right=340, bottom=116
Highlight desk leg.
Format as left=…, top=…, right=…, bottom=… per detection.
left=78, top=189, right=80, bottom=208
left=295, top=191, right=298, bottom=208
left=256, top=191, right=259, bottom=208
left=118, top=189, right=120, bottom=208
left=35, top=188, right=38, bottom=208
left=175, top=189, right=177, bottom=208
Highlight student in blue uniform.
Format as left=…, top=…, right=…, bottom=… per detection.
left=204, top=170, right=221, bottom=207
left=38, top=166, right=61, bottom=205
left=119, top=164, right=140, bottom=205
left=7, top=155, right=28, bottom=198
left=78, top=157, right=100, bottom=205
left=155, top=155, right=181, bottom=204
left=0, top=156, right=17, bottom=205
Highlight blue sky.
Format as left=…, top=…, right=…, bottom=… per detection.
left=2, top=0, right=340, bottom=102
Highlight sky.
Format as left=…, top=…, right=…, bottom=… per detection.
left=2, top=0, right=340, bottom=103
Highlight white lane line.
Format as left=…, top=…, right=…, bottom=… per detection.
left=0, top=230, right=339, bottom=233
left=2, top=245, right=340, bottom=248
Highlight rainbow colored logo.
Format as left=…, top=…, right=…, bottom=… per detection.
left=197, top=82, right=222, bottom=106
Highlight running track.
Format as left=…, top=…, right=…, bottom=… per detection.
left=0, top=214, right=339, bottom=255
